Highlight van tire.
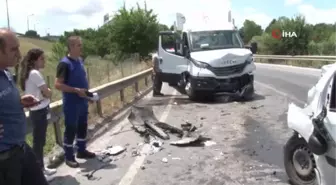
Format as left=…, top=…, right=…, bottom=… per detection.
left=185, top=81, right=199, bottom=101
left=240, top=83, right=254, bottom=101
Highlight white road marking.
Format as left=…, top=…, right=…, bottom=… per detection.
left=255, top=80, right=305, bottom=105
left=117, top=90, right=178, bottom=185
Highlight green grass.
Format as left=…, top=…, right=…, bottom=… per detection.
left=17, top=37, right=152, bottom=154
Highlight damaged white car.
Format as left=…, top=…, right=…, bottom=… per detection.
left=284, top=64, right=336, bottom=185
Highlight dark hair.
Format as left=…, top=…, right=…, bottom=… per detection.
left=19, top=48, right=44, bottom=91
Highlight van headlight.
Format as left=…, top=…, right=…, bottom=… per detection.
left=193, top=59, right=210, bottom=68
left=246, top=54, right=254, bottom=64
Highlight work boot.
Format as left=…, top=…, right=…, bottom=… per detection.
left=153, top=92, right=164, bottom=96
left=65, top=159, right=79, bottom=168
left=76, top=150, right=96, bottom=159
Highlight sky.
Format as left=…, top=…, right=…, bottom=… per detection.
left=0, top=0, right=335, bottom=36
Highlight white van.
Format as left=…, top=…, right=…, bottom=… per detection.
left=156, top=14, right=257, bottom=101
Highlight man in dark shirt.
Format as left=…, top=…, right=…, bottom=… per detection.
left=152, top=53, right=164, bottom=96
left=54, top=36, right=95, bottom=168
left=0, top=28, right=48, bottom=185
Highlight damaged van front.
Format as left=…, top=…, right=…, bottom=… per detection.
left=183, top=29, right=257, bottom=100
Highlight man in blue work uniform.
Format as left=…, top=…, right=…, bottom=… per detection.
left=0, top=29, right=48, bottom=185
left=55, top=35, right=95, bottom=168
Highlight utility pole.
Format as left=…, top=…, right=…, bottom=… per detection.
left=27, top=14, right=34, bottom=31
left=5, top=0, right=10, bottom=29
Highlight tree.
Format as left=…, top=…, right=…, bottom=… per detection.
left=240, top=20, right=263, bottom=44
left=25, top=30, right=40, bottom=38
left=264, top=19, right=276, bottom=33
left=108, top=2, right=160, bottom=59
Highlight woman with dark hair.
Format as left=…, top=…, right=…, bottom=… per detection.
left=19, top=48, right=57, bottom=181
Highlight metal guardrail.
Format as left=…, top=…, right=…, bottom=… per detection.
left=25, top=68, right=153, bottom=146
left=254, top=55, right=336, bottom=62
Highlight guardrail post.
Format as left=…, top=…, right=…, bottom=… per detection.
left=47, top=76, right=51, bottom=87
left=120, top=89, right=125, bottom=105
left=144, top=77, right=148, bottom=86
left=134, top=82, right=139, bottom=93
left=96, top=100, right=103, bottom=117
left=107, top=62, right=110, bottom=81
left=53, top=118, right=63, bottom=146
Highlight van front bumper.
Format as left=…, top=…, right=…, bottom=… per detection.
left=189, top=74, right=254, bottom=93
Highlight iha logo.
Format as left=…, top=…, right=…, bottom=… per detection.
left=271, top=29, right=297, bottom=40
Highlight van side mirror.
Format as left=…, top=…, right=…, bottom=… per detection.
left=250, top=42, right=258, bottom=54
left=183, top=45, right=190, bottom=58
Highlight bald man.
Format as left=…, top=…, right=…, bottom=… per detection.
left=55, top=36, right=95, bottom=168
left=0, top=29, right=48, bottom=185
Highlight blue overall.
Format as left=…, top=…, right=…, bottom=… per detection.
left=60, top=57, right=89, bottom=161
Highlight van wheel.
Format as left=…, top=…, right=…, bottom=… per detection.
left=284, top=134, right=318, bottom=185
left=184, top=79, right=200, bottom=101
left=240, top=83, right=254, bottom=101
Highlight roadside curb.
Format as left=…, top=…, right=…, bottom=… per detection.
left=46, top=86, right=153, bottom=168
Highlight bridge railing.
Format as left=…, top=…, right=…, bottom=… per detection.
left=25, top=68, right=153, bottom=147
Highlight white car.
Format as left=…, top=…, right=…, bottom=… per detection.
left=321, top=62, right=336, bottom=78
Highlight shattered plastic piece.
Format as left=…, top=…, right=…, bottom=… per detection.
left=204, top=140, right=217, bottom=146
left=132, top=150, right=140, bottom=157
left=162, top=158, right=168, bottom=163
left=102, top=146, right=126, bottom=156
left=251, top=105, right=264, bottom=109
left=128, top=105, right=169, bottom=139
left=150, top=140, right=163, bottom=153
left=155, top=122, right=184, bottom=137
left=170, top=135, right=201, bottom=146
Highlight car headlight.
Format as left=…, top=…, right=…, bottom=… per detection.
left=246, top=54, right=254, bottom=64
left=193, top=59, right=210, bottom=68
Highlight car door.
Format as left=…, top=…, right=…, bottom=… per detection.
left=158, top=32, right=189, bottom=84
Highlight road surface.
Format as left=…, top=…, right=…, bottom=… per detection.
left=50, top=64, right=320, bottom=185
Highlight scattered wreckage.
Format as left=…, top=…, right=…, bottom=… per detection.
left=79, top=104, right=213, bottom=181
left=127, top=105, right=211, bottom=146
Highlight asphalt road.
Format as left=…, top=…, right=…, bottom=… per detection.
left=49, top=64, right=320, bottom=185
left=255, top=63, right=320, bottom=106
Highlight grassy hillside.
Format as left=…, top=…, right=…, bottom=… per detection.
left=19, top=36, right=54, bottom=55
left=16, top=36, right=149, bottom=100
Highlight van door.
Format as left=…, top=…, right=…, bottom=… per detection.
left=158, top=32, right=189, bottom=84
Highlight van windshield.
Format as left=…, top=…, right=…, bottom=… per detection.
left=189, top=30, right=243, bottom=52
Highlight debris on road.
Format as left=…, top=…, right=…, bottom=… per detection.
left=251, top=105, right=264, bottom=109
left=172, top=157, right=181, bottom=160
left=162, top=158, right=168, bottom=163
left=149, top=139, right=163, bottom=153
left=127, top=105, right=214, bottom=153
left=83, top=163, right=111, bottom=181
left=204, top=140, right=216, bottom=146
left=102, top=145, right=126, bottom=156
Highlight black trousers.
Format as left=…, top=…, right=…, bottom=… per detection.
left=30, top=106, right=49, bottom=168
left=153, top=73, right=162, bottom=93
left=0, top=143, right=48, bottom=185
